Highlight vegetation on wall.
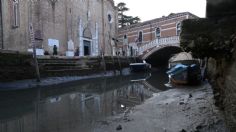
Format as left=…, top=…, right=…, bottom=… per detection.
left=180, top=17, right=236, bottom=131
left=180, top=18, right=236, bottom=60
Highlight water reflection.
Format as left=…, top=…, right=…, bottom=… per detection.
left=0, top=70, right=169, bottom=132
left=146, top=68, right=170, bottom=90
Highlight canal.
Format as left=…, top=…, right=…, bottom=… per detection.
left=0, top=69, right=170, bottom=132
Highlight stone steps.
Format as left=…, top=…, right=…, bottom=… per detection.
left=37, top=58, right=103, bottom=77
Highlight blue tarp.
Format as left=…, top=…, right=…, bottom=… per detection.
left=166, top=64, right=188, bottom=76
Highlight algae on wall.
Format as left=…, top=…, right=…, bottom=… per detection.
left=0, top=51, right=35, bottom=82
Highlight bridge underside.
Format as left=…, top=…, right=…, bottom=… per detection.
left=145, top=46, right=182, bottom=67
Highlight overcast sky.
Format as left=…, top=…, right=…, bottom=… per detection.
left=114, top=0, right=206, bottom=22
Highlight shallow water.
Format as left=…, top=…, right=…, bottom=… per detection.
left=0, top=69, right=169, bottom=132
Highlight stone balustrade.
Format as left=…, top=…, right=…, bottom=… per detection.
left=138, top=36, right=180, bottom=55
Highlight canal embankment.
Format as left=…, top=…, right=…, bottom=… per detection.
left=180, top=15, right=236, bottom=131
left=180, top=0, right=236, bottom=128
left=0, top=68, right=130, bottom=90
left=0, top=49, right=139, bottom=83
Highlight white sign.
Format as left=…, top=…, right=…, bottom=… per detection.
left=48, top=39, right=59, bottom=47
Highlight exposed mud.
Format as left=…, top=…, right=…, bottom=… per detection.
left=95, top=83, right=228, bottom=132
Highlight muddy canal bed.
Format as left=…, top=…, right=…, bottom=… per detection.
left=0, top=69, right=228, bottom=132
left=96, top=83, right=228, bottom=132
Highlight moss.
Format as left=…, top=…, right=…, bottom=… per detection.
left=0, top=52, right=35, bottom=82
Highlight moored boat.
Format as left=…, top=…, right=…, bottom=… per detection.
left=130, top=61, right=151, bottom=72
left=167, top=52, right=201, bottom=85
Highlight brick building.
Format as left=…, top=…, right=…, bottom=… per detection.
left=117, top=12, right=198, bottom=56
left=0, top=0, right=117, bottom=56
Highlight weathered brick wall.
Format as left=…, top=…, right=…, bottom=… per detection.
left=223, top=52, right=236, bottom=130
left=180, top=16, right=236, bottom=131
left=118, top=12, right=198, bottom=44
left=1, top=0, right=30, bottom=52
left=207, top=41, right=236, bottom=130
left=1, top=0, right=117, bottom=56
left=183, top=1, right=236, bottom=129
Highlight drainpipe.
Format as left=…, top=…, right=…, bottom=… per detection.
left=101, top=0, right=105, bottom=55
left=0, top=0, right=4, bottom=49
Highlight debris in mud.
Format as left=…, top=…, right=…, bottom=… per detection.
left=179, top=102, right=185, bottom=105
left=183, top=107, right=191, bottom=111
left=180, top=129, right=187, bottom=132
left=123, top=117, right=133, bottom=122
left=196, top=125, right=203, bottom=130
left=189, top=93, right=193, bottom=98
left=116, top=124, right=122, bottom=131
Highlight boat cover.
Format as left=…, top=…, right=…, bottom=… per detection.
left=166, top=64, right=188, bottom=76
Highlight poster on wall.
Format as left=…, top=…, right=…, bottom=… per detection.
left=48, top=39, right=59, bottom=47
left=48, top=39, right=59, bottom=52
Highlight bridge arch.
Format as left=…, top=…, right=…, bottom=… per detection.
left=137, top=36, right=182, bottom=67
left=141, top=45, right=181, bottom=60
left=144, top=46, right=182, bottom=67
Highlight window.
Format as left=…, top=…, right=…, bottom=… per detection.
left=176, top=22, right=181, bottom=36
left=107, top=13, right=113, bottom=23
left=156, top=27, right=161, bottom=38
left=123, top=34, right=128, bottom=44
left=87, top=11, right=91, bottom=20
left=138, top=31, right=143, bottom=42
left=108, top=14, right=111, bottom=22
left=12, top=0, right=19, bottom=28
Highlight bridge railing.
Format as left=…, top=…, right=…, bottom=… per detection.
left=138, top=36, right=180, bottom=55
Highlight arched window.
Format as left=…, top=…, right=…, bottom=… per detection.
left=176, top=22, right=181, bottom=36
left=156, top=27, right=161, bottom=38
left=138, top=31, right=143, bottom=42
left=108, top=14, right=112, bottom=23
left=12, top=0, right=19, bottom=28
left=107, top=12, right=113, bottom=23
left=83, top=27, right=92, bottom=39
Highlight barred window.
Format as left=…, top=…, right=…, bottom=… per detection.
left=138, top=31, right=143, bottom=42
left=156, top=27, right=161, bottom=38
left=176, top=22, right=181, bottom=36
left=123, top=34, right=128, bottom=44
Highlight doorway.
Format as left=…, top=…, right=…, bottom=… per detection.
left=83, top=40, right=91, bottom=56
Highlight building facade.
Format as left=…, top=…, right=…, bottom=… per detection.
left=0, top=0, right=117, bottom=56
left=117, top=12, right=198, bottom=56
left=0, top=0, right=2, bottom=49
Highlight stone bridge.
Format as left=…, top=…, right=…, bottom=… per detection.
left=138, top=36, right=180, bottom=60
